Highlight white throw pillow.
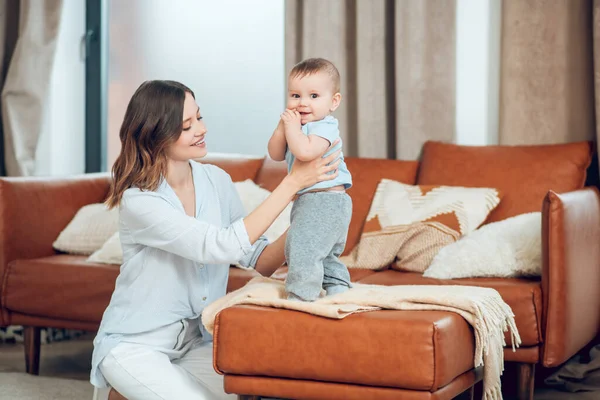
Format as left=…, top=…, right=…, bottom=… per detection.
left=53, top=203, right=119, bottom=255
left=423, top=212, right=541, bottom=279
left=87, top=232, right=122, bottom=265
left=234, top=180, right=292, bottom=243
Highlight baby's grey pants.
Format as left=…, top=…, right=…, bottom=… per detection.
left=285, top=191, right=353, bottom=301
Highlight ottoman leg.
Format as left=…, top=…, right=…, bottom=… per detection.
left=517, top=362, right=535, bottom=400
left=237, top=396, right=260, bottom=400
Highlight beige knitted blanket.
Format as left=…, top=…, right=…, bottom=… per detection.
left=202, top=277, right=521, bottom=400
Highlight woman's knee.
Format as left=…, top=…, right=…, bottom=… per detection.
left=99, top=351, right=164, bottom=400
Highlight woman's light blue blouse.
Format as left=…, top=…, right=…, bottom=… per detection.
left=90, top=161, right=268, bottom=388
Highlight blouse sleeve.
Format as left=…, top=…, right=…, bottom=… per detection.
left=120, top=190, right=253, bottom=264
left=223, top=174, right=270, bottom=269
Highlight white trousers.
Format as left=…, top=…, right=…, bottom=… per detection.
left=95, top=318, right=235, bottom=400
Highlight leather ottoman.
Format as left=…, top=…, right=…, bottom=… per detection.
left=213, top=305, right=483, bottom=400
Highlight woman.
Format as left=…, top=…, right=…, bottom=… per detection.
left=91, top=80, right=340, bottom=399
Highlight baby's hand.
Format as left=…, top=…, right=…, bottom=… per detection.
left=280, top=109, right=301, bottom=129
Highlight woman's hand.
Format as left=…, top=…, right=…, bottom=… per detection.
left=287, top=139, right=341, bottom=191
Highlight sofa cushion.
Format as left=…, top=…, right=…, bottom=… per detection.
left=88, top=232, right=122, bottom=265
left=230, top=268, right=378, bottom=294
left=424, top=212, right=542, bottom=279
left=270, top=266, right=378, bottom=283
left=3, top=255, right=119, bottom=323
left=215, top=305, right=474, bottom=391
left=52, top=203, right=119, bottom=256
left=3, top=256, right=266, bottom=322
left=356, top=270, right=542, bottom=347
left=417, top=141, right=593, bottom=222
left=341, top=179, right=500, bottom=272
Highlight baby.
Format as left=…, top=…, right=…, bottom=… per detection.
left=268, top=58, right=353, bottom=301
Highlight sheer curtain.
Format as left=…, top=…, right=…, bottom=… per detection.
left=1, top=0, right=63, bottom=176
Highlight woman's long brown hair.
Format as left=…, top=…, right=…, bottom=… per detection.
left=105, top=80, right=194, bottom=208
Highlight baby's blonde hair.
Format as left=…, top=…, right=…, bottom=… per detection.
left=289, top=58, right=340, bottom=93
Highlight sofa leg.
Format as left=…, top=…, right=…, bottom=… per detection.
left=517, top=362, right=535, bottom=400
left=468, top=378, right=483, bottom=400
left=24, top=326, right=41, bottom=375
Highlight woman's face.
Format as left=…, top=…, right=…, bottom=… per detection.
left=167, top=92, right=208, bottom=161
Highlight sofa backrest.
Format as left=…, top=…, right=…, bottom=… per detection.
left=417, top=141, right=594, bottom=223
left=0, top=173, right=112, bottom=325
left=200, top=155, right=265, bottom=182
left=202, top=141, right=594, bottom=250
left=0, top=174, right=112, bottom=270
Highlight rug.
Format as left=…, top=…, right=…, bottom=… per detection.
left=0, top=372, right=93, bottom=399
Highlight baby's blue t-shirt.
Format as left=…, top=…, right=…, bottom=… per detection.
left=285, top=115, right=352, bottom=194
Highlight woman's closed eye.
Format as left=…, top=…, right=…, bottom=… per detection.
left=182, top=116, right=202, bottom=131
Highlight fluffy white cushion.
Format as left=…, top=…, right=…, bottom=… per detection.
left=86, top=180, right=292, bottom=265
left=53, top=203, right=119, bottom=255
left=423, top=212, right=541, bottom=279
left=87, top=232, right=122, bottom=265
left=234, top=179, right=292, bottom=243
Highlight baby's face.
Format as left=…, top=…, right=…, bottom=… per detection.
left=287, top=71, right=340, bottom=125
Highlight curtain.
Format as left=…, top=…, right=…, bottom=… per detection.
left=1, top=0, right=63, bottom=177
left=499, top=0, right=600, bottom=389
left=594, top=1, right=600, bottom=170
left=0, top=0, right=20, bottom=176
left=285, top=0, right=456, bottom=160
left=499, top=0, right=596, bottom=146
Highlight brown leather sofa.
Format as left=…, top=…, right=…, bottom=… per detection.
left=1, top=141, right=599, bottom=400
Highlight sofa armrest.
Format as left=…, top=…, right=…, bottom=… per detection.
left=0, top=173, right=110, bottom=325
left=541, top=187, right=600, bottom=367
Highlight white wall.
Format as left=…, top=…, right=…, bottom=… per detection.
left=455, top=0, right=502, bottom=146
left=35, top=0, right=86, bottom=176
left=107, top=0, right=285, bottom=167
